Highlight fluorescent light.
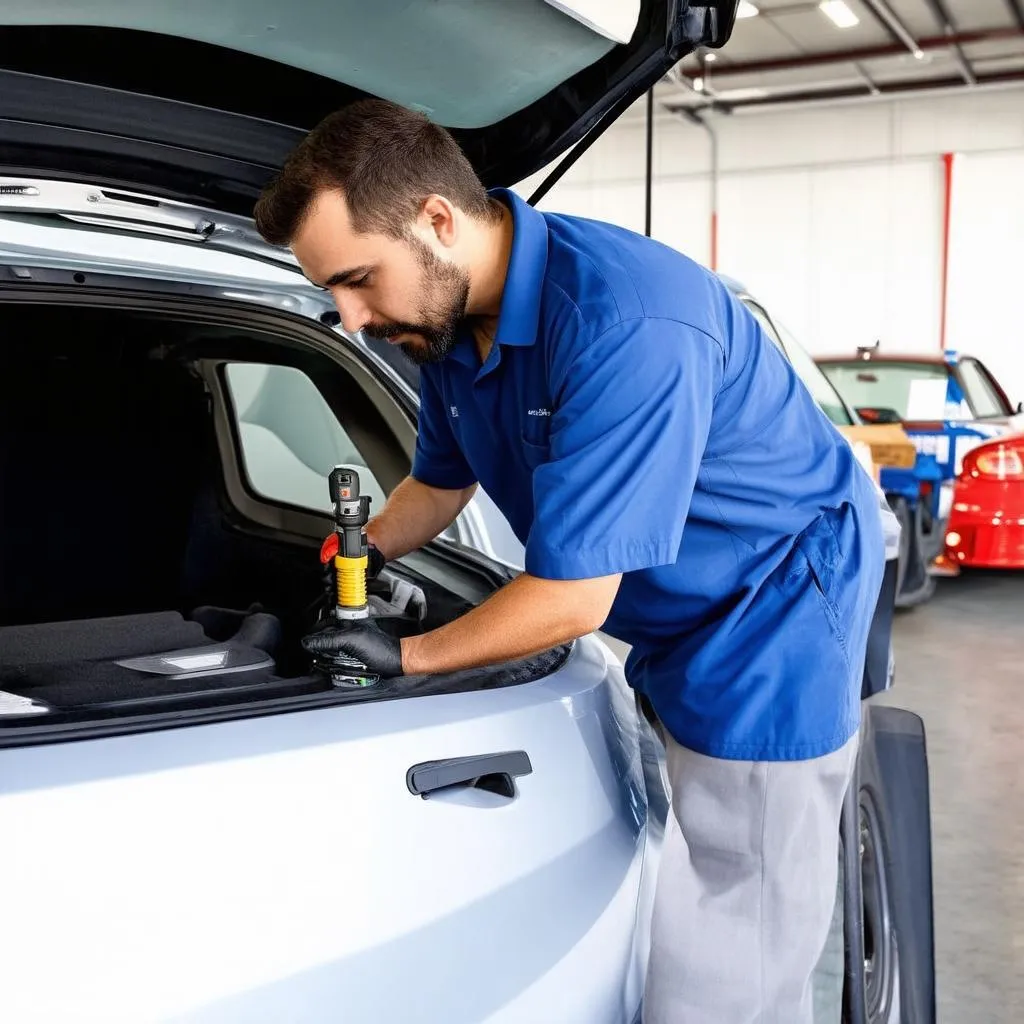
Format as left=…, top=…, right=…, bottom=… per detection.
left=716, top=87, right=769, bottom=101
left=736, top=1, right=760, bottom=18
left=693, top=77, right=705, bottom=92
left=819, top=1, right=860, bottom=29
left=704, top=52, right=718, bottom=62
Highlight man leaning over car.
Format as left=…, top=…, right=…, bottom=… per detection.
left=254, top=98, right=885, bottom=1024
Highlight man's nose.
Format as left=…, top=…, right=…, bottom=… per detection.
left=332, top=291, right=372, bottom=335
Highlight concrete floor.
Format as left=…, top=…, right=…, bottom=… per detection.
left=878, top=570, right=1024, bottom=1023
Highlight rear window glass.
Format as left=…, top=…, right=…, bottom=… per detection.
left=225, top=363, right=386, bottom=514
left=820, top=362, right=950, bottom=421
left=958, top=359, right=1010, bottom=419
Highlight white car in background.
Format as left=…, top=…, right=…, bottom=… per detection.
left=0, top=3, right=931, bottom=1023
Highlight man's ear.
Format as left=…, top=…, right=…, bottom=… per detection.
left=418, top=194, right=458, bottom=249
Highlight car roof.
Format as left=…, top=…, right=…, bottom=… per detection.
left=817, top=354, right=949, bottom=366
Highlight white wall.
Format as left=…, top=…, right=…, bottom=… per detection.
left=513, top=86, right=1024, bottom=407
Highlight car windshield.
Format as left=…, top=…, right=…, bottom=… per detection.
left=742, top=301, right=853, bottom=427
left=820, top=361, right=951, bottom=421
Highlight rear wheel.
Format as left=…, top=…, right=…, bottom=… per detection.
left=843, top=706, right=935, bottom=1024
left=860, top=790, right=899, bottom=1022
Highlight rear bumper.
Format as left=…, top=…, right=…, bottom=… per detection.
left=945, top=479, right=1024, bottom=568
left=945, top=514, right=1024, bottom=568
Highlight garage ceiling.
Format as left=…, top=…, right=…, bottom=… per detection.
left=661, top=0, right=1024, bottom=113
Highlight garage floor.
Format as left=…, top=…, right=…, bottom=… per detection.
left=878, top=570, right=1024, bottom=1023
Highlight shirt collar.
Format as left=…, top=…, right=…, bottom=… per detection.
left=489, top=187, right=548, bottom=348
left=446, top=188, right=548, bottom=371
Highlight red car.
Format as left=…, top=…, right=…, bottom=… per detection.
left=945, top=433, right=1024, bottom=568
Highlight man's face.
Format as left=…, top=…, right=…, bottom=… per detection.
left=291, top=190, right=469, bottom=365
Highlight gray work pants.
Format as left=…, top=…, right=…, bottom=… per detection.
left=643, top=728, right=859, bottom=1024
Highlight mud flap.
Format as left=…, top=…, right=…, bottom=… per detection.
left=889, top=496, right=936, bottom=609
left=861, top=557, right=897, bottom=699
left=843, top=704, right=936, bottom=1023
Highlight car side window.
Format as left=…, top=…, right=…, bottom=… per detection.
left=224, top=362, right=386, bottom=514
left=958, top=359, right=1009, bottom=419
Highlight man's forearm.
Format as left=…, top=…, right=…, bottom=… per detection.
left=400, top=572, right=621, bottom=675
left=366, top=476, right=477, bottom=562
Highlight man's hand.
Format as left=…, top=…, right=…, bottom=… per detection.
left=302, top=620, right=404, bottom=677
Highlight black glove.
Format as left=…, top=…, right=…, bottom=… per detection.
left=302, top=619, right=404, bottom=677
left=367, top=543, right=386, bottom=579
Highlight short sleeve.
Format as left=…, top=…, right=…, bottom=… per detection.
left=411, top=366, right=477, bottom=490
left=524, top=317, right=723, bottom=580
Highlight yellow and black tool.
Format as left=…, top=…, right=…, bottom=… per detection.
left=314, top=467, right=377, bottom=686
left=327, top=467, right=371, bottom=621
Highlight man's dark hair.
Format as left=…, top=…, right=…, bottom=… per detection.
left=254, top=98, right=497, bottom=245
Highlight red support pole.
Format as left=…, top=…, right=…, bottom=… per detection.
left=939, top=152, right=955, bottom=353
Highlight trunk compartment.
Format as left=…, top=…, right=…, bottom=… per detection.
left=0, top=294, right=568, bottom=745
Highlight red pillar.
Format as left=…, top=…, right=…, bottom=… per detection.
left=939, top=152, right=955, bottom=353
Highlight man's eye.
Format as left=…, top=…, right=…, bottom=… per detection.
left=351, top=274, right=371, bottom=288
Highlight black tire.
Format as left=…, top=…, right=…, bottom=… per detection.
left=843, top=706, right=936, bottom=1024
left=860, top=787, right=900, bottom=1021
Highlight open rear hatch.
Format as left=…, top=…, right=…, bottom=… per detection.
left=0, top=1, right=736, bottom=213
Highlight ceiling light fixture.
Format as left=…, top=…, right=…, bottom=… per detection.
left=736, top=1, right=760, bottom=17
left=819, top=1, right=860, bottom=29
left=693, top=77, right=705, bottom=92
left=704, top=52, right=718, bottom=62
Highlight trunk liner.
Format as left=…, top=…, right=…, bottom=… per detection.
left=0, top=609, right=573, bottom=721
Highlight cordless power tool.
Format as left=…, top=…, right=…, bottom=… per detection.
left=315, top=467, right=378, bottom=687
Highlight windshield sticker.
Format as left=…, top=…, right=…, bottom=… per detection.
left=905, top=378, right=949, bottom=421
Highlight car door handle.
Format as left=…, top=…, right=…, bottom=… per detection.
left=406, top=751, right=532, bottom=799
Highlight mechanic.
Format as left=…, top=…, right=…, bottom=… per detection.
left=254, top=99, right=885, bottom=1024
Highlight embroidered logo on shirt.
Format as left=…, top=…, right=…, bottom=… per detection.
left=450, top=405, right=459, bottom=418
left=527, top=408, right=551, bottom=417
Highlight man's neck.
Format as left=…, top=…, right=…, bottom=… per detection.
left=470, top=317, right=498, bottom=365
left=465, top=199, right=514, bottom=319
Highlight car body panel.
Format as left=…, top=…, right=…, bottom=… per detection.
left=0, top=636, right=657, bottom=1023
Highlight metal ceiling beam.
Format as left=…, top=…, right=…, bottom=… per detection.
left=855, top=62, right=882, bottom=95
left=860, top=0, right=923, bottom=57
left=665, top=68, right=1024, bottom=113
left=691, top=27, right=1024, bottom=76
left=921, top=0, right=977, bottom=86
left=1007, top=0, right=1024, bottom=32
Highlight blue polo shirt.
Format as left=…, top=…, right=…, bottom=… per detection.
left=412, top=189, right=885, bottom=761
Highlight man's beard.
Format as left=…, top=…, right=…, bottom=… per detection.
left=363, top=240, right=470, bottom=366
